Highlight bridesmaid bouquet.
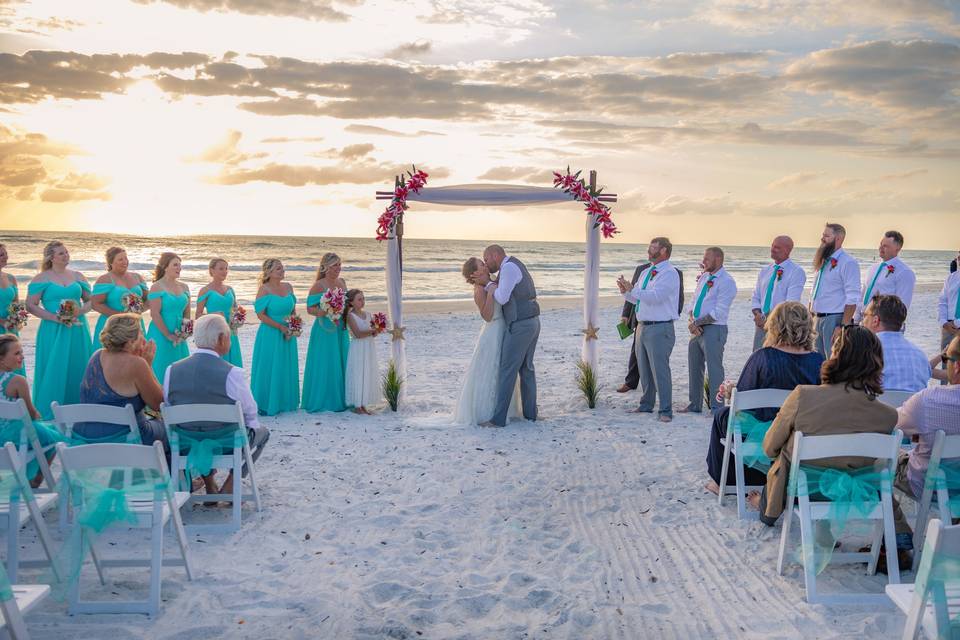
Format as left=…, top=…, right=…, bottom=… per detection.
left=285, top=314, right=303, bottom=338
left=230, top=305, right=247, bottom=332
left=121, top=292, right=144, bottom=313
left=175, top=318, right=194, bottom=342
left=370, top=312, right=387, bottom=335
left=319, top=287, right=345, bottom=324
left=57, top=300, right=79, bottom=327
left=4, top=302, right=28, bottom=331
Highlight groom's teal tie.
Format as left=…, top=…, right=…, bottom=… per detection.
left=693, top=274, right=716, bottom=318
left=762, top=265, right=779, bottom=315
left=634, top=267, right=655, bottom=316
left=862, top=262, right=887, bottom=306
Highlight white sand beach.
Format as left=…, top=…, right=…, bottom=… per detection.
left=15, top=291, right=946, bottom=639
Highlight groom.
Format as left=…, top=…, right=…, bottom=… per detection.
left=474, top=244, right=540, bottom=427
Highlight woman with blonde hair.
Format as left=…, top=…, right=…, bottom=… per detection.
left=251, top=258, right=299, bottom=415
left=145, top=252, right=191, bottom=380
left=25, top=241, right=93, bottom=418
left=0, top=243, right=26, bottom=376
left=704, top=301, right=825, bottom=496
left=196, top=258, right=242, bottom=367
left=302, top=253, right=350, bottom=412
left=91, top=246, right=148, bottom=342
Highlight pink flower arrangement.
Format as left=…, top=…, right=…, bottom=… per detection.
left=121, top=292, right=143, bottom=313
left=285, top=314, right=303, bottom=338
left=371, top=312, right=387, bottom=334
left=4, top=301, right=28, bottom=332
left=230, top=305, right=247, bottom=331
left=552, top=167, right=619, bottom=239
left=57, top=300, right=79, bottom=327
left=175, top=318, right=194, bottom=342
left=830, top=257, right=838, bottom=270
left=320, top=287, right=346, bottom=324
left=376, top=167, right=429, bottom=241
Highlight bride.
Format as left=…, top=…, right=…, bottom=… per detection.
left=453, top=257, right=522, bottom=425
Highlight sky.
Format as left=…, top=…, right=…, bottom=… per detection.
left=1, top=0, right=959, bottom=248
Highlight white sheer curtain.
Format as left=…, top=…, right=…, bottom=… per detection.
left=582, top=216, right=600, bottom=370
left=406, top=184, right=569, bottom=206
left=386, top=235, right=406, bottom=400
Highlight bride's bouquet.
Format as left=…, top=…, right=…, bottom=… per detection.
left=285, top=313, right=303, bottom=338
left=4, top=301, right=28, bottom=332
left=370, top=312, right=387, bottom=335
left=229, top=304, right=247, bottom=332
left=174, top=318, right=194, bottom=343
left=319, top=287, right=345, bottom=324
left=121, top=292, right=144, bottom=314
left=57, top=299, right=79, bottom=327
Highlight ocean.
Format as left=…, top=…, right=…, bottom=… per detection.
left=0, top=230, right=954, bottom=306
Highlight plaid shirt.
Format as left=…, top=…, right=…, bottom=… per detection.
left=897, top=385, right=960, bottom=497
left=878, top=331, right=931, bottom=393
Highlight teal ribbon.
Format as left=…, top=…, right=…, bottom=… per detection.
left=0, top=466, right=39, bottom=600
left=693, top=274, right=715, bottom=318
left=762, top=265, right=779, bottom=315
left=862, top=262, right=887, bottom=306
left=633, top=267, right=655, bottom=316
left=926, top=461, right=960, bottom=520
left=0, top=416, right=66, bottom=479
left=0, top=563, right=12, bottom=602
left=812, top=262, right=828, bottom=300
left=732, top=412, right=774, bottom=472
left=173, top=425, right=242, bottom=479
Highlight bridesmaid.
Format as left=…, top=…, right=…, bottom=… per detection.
left=0, top=243, right=26, bottom=376
left=91, top=246, right=148, bottom=342
left=26, top=241, right=93, bottom=419
left=251, top=258, right=299, bottom=415
left=302, top=253, right=349, bottom=412
left=145, top=252, right=191, bottom=381
left=196, top=258, right=242, bottom=367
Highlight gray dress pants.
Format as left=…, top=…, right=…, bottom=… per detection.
left=492, top=317, right=540, bottom=426
left=635, top=321, right=675, bottom=418
left=687, top=324, right=728, bottom=412
left=814, top=313, right=844, bottom=358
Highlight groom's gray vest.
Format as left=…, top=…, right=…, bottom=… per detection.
left=167, top=353, right=236, bottom=431
left=501, top=257, right=539, bottom=326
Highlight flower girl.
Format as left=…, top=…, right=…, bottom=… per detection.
left=344, top=289, right=383, bottom=414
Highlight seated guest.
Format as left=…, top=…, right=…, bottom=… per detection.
left=705, top=302, right=823, bottom=495
left=163, top=313, right=269, bottom=497
left=750, top=326, right=913, bottom=565
left=77, top=313, right=167, bottom=445
left=894, top=335, right=960, bottom=501
left=861, top=294, right=931, bottom=392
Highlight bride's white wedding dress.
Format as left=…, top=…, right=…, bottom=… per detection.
left=454, top=301, right=523, bottom=425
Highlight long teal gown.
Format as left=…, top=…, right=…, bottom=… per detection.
left=0, top=371, right=63, bottom=453
left=92, top=278, right=148, bottom=345
left=0, top=282, right=26, bottom=377
left=251, top=292, right=299, bottom=415
left=27, top=280, right=93, bottom=420
left=301, top=291, right=350, bottom=412
left=198, top=288, right=242, bottom=368
left=145, top=290, right=190, bottom=381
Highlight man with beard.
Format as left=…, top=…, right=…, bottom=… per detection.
left=855, top=230, right=916, bottom=323
left=749, top=235, right=806, bottom=351
left=810, top=222, right=861, bottom=357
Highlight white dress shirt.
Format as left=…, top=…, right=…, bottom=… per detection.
left=857, top=255, right=916, bottom=319
left=689, top=266, right=737, bottom=325
left=162, top=349, right=261, bottom=429
left=492, top=255, right=522, bottom=306
left=938, top=271, right=960, bottom=328
left=811, top=248, right=861, bottom=314
left=623, top=260, right=680, bottom=322
left=750, top=258, right=806, bottom=314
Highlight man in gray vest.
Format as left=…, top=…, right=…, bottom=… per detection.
left=163, top=313, right=270, bottom=496
left=474, top=244, right=540, bottom=427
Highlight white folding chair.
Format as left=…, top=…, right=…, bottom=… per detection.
left=909, top=431, right=960, bottom=572
left=887, top=519, right=960, bottom=640
left=160, top=402, right=262, bottom=534
left=0, top=401, right=56, bottom=494
left=0, top=444, right=59, bottom=585
left=56, top=441, right=194, bottom=616
left=718, top=388, right=793, bottom=520
left=776, top=430, right=903, bottom=604
left=0, top=574, right=50, bottom=640
left=880, top=390, right=917, bottom=409
left=50, top=402, right=143, bottom=530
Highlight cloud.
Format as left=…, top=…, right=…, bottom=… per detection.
left=40, top=173, right=111, bottom=202
left=766, top=171, right=823, bottom=190
left=476, top=166, right=555, bottom=184
left=339, top=143, right=375, bottom=159
left=189, top=129, right=267, bottom=165
left=212, top=160, right=449, bottom=186
left=879, top=168, right=929, bottom=181
left=260, top=136, right=325, bottom=143
left=646, top=51, right=772, bottom=72
left=344, top=124, right=444, bottom=137
left=130, top=0, right=361, bottom=21
left=386, top=40, right=432, bottom=59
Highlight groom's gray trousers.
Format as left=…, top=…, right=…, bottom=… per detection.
left=635, top=321, right=675, bottom=418
left=491, top=317, right=540, bottom=426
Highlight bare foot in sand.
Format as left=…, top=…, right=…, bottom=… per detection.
left=704, top=479, right=720, bottom=496
left=747, top=490, right=762, bottom=510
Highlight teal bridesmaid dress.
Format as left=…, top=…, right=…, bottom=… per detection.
left=92, top=279, right=148, bottom=344
left=301, top=290, right=349, bottom=412
left=0, top=282, right=26, bottom=376
left=27, top=280, right=93, bottom=419
left=145, top=290, right=190, bottom=381
left=251, top=292, right=299, bottom=415
left=198, top=288, right=243, bottom=368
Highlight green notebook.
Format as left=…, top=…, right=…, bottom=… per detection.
left=617, top=321, right=634, bottom=340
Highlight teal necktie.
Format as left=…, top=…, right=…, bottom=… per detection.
left=812, top=262, right=828, bottom=300
left=862, top=262, right=887, bottom=306
left=634, top=267, right=655, bottom=315
left=954, top=283, right=960, bottom=321
left=693, top=275, right=715, bottom=318
left=762, top=265, right=780, bottom=315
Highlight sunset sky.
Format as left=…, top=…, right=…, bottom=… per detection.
left=1, top=0, right=958, bottom=248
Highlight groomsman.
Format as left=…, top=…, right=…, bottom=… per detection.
left=681, top=247, right=736, bottom=414
left=749, top=236, right=806, bottom=351
left=939, top=264, right=960, bottom=377
left=617, top=237, right=681, bottom=423
left=810, top=222, right=861, bottom=357
left=855, top=230, right=916, bottom=322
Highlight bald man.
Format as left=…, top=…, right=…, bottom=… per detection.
left=749, top=236, right=807, bottom=351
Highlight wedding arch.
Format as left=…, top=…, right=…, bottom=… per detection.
left=374, top=167, right=618, bottom=390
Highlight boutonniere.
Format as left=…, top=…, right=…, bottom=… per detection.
left=830, top=258, right=838, bottom=270
left=885, top=264, right=895, bottom=277
left=706, top=279, right=715, bottom=290
left=775, top=267, right=784, bottom=281
left=650, top=268, right=658, bottom=279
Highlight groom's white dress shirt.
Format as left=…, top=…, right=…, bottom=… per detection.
left=623, top=260, right=680, bottom=322
left=491, top=255, right=522, bottom=306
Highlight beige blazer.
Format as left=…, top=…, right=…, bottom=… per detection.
left=761, top=383, right=899, bottom=520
